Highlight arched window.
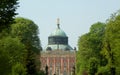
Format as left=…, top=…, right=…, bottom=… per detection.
left=46, top=47, right=52, bottom=51
left=65, top=47, right=70, bottom=51
left=56, top=68, right=60, bottom=75
left=63, top=70, right=67, bottom=75
left=50, top=68, right=52, bottom=75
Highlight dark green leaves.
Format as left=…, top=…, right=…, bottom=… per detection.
left=77, top=11, right=120, bottom=75
left=11, top=17, right=42, bottom=53
left=77, top=22, right=106, bottom=75
left=0, top=0, right=19, bottom=31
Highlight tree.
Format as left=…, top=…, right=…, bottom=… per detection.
left=76, top=22, right=106, bottom=75
left=11, top=17, right=42, bottom=75
left=0, top=0, right=19, bottom=32
left=101, top=12, right=120, bottom=75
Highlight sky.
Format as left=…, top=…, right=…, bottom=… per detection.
left=17, top=0, right=120, bottom=49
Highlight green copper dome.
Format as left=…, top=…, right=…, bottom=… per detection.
left=45, top=18, right=73, bottom=51
left=50, top=28, right=67, bottom=37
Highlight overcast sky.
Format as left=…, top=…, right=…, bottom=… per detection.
left=17, top=0, right=120, bottom=49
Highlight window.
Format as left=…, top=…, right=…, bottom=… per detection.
left=50, top=68, right=52, bottom=75
left=56, top=68, right=60, bottom=75
left=63, top=70, right=67, bottom=75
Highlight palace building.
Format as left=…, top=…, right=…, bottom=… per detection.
left=40, top=19, right=76, bottom=75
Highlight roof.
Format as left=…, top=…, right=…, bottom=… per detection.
left=49, top=28, right=67, bottom=37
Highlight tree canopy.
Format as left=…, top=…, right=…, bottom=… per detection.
left=101, top=12, right=120, bottom=75
left=0, top=0, right=43, bottom=75
left=11, top=17, right=42, bottom=75
left=11, top=17, right=42, bottom=53
left=77, top=22, right=106, bottom=75
left=76, top=11, right=120, bottom=75
left=0, top=0, right=19, bottom=31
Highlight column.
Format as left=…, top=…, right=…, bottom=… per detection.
left=68, top=57, right=70, bottom=75
left=53, top=57, right=56, bottom=75
left=61, top=57, right=63, bottom=75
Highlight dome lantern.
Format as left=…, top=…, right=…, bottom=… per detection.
left=49, top=18, right=67, bottom=37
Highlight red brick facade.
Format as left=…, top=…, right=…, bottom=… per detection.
left=40, top=50, right=76, bottom=75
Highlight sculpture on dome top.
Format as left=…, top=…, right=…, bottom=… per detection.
left=57, top=18, right=60, bottom=29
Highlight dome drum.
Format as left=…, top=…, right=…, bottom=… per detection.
left=48, top=36, right=68, bottom=45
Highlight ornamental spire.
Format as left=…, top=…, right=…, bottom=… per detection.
left=57, top=18, right=60, bottom=29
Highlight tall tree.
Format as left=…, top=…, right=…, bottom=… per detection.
left=11, top=17, right=42, bottom=75
left=0, top=0, right=19, bottom=32
left=76, top=22, right=106, bottom=75
left=101, top=12, right=120, bottom=75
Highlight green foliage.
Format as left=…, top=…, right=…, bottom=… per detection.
left=0, top=1, right=42, bottom=74
left=38, top=70, right=45, bottom=75
left=0, top=46, right=11, bottom=75
left=0, top=36, right=26, bottom=64
left=90, top=22, right=106, bottom=34
left=0, top=0, right=19, bottom=31
left=77, top=22, right=106, bottom=75
left=12, top=63, right=27, bottom=75
left=26, top=47, right=37, bottom=75
left=101, top=12, right=120, bottom=75
left=11, top=17, right=42, bottom=53
left=88, top=57, right=99, bottom=75
left=77, top=11, right=120, bottom=75
left=76, top=33, right=90, bottom=75
left=11, top=17, right=42, bottom=75
left=0, top=36, right=26, bottom=75
left=97, top=66, right=110, bottom=75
